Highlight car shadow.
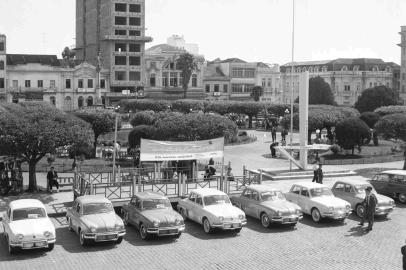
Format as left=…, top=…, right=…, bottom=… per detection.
left=344, top=225, right=370, bottom=237
left=245, top=217, right=297, bottom=233
left=298, top=214, right=347, bottom=228
left=346, top=213, right=391, bottom=223
left=182, top=220, right=242, bottom=240
left=395, top=202, right=406, bottom=209
left=123, top=225, right=179, bottom=247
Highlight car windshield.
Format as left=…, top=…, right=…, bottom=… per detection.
left=310, top=187, right=333, bottom=197
left=12, top=207, right=46, bottom=221
left=83, top=203, right=113, bottom=215
left=261, top=191, right=285, bottom=201
left=203, top=195, right=231, bottom=206
left=142, top=199, right=172, bottom=210
left=354, top=184, right=376, bottom=194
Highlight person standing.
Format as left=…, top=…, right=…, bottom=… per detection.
left=312, top=165, right=318, bottom=183
left=358, top=186, right=377, bottom=231
left=47, top=167, right=59, bottom=193
left=401, top=239, right=406, bottom=270
left=270, top=142, right=279, bottom=158
left=281, top=129, right=286, bottom=142
left=316, top=164, right=323, bottom=184
left=271, top=126, right=277, bottom=143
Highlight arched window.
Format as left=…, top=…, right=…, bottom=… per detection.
left=385, top=66, right=392, bottom=72
left=78, top=96, right=84, bottom=108
left=372, top=66, right=379, bottom=72
left=192, top=74, right=197, bottom=87
left=314, top=66, right=319, bottom=72
left=64, top=96, right=72, bottom=111
left=309, top=67, right=313, bottom=73
left=322, top=66, right=328, bottom=72
left=50, top=96, right=56, bottom=106
left=101, top=96, right=106, bottom=106
left=0, top=60, right=4, bottom=70
left=150, top=73, right=156, bottom=87
left=341, top=66, right=348, bottom=71
left=353, top=65, right=359, bottom=72
left=87, top=96, right=93, bottom=107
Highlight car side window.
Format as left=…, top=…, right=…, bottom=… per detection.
left=344, top=184, right=352, bottom=193
left=291, top=186, right=301, bottom=194
left=196, top=195, right=203, bottom=205
left=301, top=188, right=309, bottom=197
left=76, top=203, right=81, bottom=214
left=189, top=193, right=197, bottom=203
left=243, top=189, right=251, bottom=198
left=7, top=208, right=11, bottom=219
left=251, top=191, right=259, bottom=201
left=334, top=183, right=344, bottom=192
left=394, top=175, right=405, bottom=183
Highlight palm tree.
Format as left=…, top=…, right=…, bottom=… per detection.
left=176, top=53, right=198, bottom=99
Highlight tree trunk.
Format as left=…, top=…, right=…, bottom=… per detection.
left=183, top=87, right=187, bottom=99
left=93, top=134, right=99, bottom=158
left=248, top=115, right=253, bottom=129
left=308, top=131, right=312, bottom=145
left=403, top=151, right=406, bottom=170
left=28, top=161, right=38, bottom=192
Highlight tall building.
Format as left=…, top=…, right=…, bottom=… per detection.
left=0, top=34, right=6, bottom=100
left=398, top=26, right=406, bottom=104
left=280, top=58, right=398, bottom=106
left=75, top=0, right=152, bottom=102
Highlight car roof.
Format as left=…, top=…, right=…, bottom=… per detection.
left=334, top=179, right=370, bottom=186
left=76, top=195, right=112, bottom=204
left=291, top=182, right=327, bottom=189
left=9, top=199, right=45, bottom=210
left=134, top=192, right=168, bottom=200
left=379, top=170, right=406, bottom=176
left=245, top=184, right=281, bottom=193
left=190, top=188, right=227, bottom=196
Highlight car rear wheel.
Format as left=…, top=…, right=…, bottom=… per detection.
left=123, top=212, right=130, bottom=226
left=311, top=208, right=321, bottom=223
left=139, top=224, right=149, bottom=240
left=356, top=204, right=365, bottom=218
left=398, top=193, right=406, bottom=204
left=68, top=217, right=74, bottom=232
left=203, top=218, right=212, bottom=234
left=260, top=213, right=271, bottom=228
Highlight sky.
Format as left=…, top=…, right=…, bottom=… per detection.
left=0, top=0, right=405, bottom=65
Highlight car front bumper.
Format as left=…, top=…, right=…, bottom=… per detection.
left=147, top=225, right=185, bottom=236
left=322, top=210, right=351, bottom=220
left=271, top=214, right=303, bottom=224
left=375, top=206, right=394, bottom=216
left=212, top=220, right=247, bottom=230
left=10, top=237, right=56, bottom=249
left=84, top=230, right=126, bottom=242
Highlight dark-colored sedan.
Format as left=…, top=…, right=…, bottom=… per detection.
left=369, top=170, right=406, bottom=204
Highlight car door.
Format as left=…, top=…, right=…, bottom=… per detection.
left=388, top=174, right=406, bottom=197
left=194, top=195, right=204, bottom=222
left=245, top=190, right=259, bottom=218
left=332, top=183, right=345, bottom=200
left=127, top=197, right=138, bottom=225
left=299, top=187, right=311, bottom=214
left=238, top=189, right=252, bottom=213
left=70, top=201, right=81, bottom=232
left=342, top=184, right=357, bottom=207
left=185, top=193, right=198, bottom=222
left=287, top=185, right=301, bottom=205
left=370, top=173, right=389, bottom=195
left=132, top=198, right=143, bottom=227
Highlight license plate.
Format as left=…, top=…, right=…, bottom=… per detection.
left=97, top=234, right=116, bottom=241
left=232, top=223, right=240, bottom=228
left=283, top=218, right=292, bottom=223
left=23, top=243, right=33, bottom=248
left=35, top=241, right=47, bottom=247
left=223, top=224, right=232, bottom=229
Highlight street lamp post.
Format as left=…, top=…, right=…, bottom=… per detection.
left=112, top=105, right=120, bottom=182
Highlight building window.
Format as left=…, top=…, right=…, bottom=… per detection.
left=214, top=84, right=220, bottom=92
left=0, top=61, right=4, bottom=70
left=115, top=71, right=126, bottom=81
left=49, top=96, right=56, bottom=106
left=232, top=84, right=243, bottom=93
left=262, top=79, right=266, bottom=87
left=115, top=56, right=127, bottom=65
left=64, top=96, right=72, bottom=111
left=191, top=74, right=197, bottom=87
left=353, top=66, right=359, bottom=72
left=0, top=42, right=4, bottom=51
left=344, top=85, right=350, bottom=91
left=179, top=74, right=183, bottom=86
left=267, top=79, right=271, bottom=87
left=0, top=78, right=4, bottom=89
left=66, top=79, right=71, bottom=88
left=115, top=43, right=126, bottom=52
left=129, top=71, right=140, bottom=81
left=341, top=66, right=348, bottom=71
left=403, top=73, right=406, bottom=80
left=12, top=80, right=18, bottom=88
left=129, top=4, right=141, bottom=12
left=87, top=96, right=93, bottom=107
left=129, top=17, right=141, bottom=26
left=38, top=80, right=43, bottom=88
left=150, top=74, right=156, bottom=87
left=223, top=84, right=228, bottom=93
left=170, top=72, right=178, bottom=87
left=402, top=85, right=405, bottom=93
left=322, top=66, right=328, bottom=72
left=129, top=43, right=141, bottom=52
left=88, top=79, right=93, bottom=88
left=385, top=66, right=392, bottom=72
left=115, top=3, right=127, bottom=12
left=78, top=79, right=84, bottom=88
left=25, top=80, right=31, bottom=87
left=100, top=79, right=106, bottom=89
left=115, top=16, right=127, bottom=25
left=129, top=56, right=140, bottom=66
left=369, top=82, right=372, bottom=88
left=162, top=72, right=168, bottom=87
left=115, top=29, right=126, bottom=36
left=78, top=96, right=84, bottom=108
left=129, top=30, right=140, bottom=36
left=50, top=80, right=55, bottom=88
left=205, top=84, right=210, bottom=93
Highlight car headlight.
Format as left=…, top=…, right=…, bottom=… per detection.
left=328, top=207, right=334, bottom=211
left=153, top=221, right=159, bottom=227
left=115, top=224, right=123, bottom=230
left=218, top=216, right=224, bottom=221
left=238, top=214, right=245, bottom=220
left=276, top=211, right=282, bottom=216
left=296, top=209, right=301, bottom=214
left=345, top=205, right=350, bottom=210
left=175, top=219, right=182, bottom=225
left=17, top=234, right=24, bottom=241
left=390, top=200, right=395, bottom=205
left=43, top=231, right=52, bottom=238
left=90, top=226, right=96, bottom=233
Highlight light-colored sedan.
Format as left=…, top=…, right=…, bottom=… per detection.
left=1, top=199, right=56, bottom=254
left=285, top=182, right=351, bottom=223
left=332, top=179, right=395, bottom=218
left=66, top=196, right=126, bottom=246
left=230, top=185, right=302, bottom=228
left=177, top=188, right=247, bottom=234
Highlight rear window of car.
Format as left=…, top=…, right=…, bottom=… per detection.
left=13, top=207, right=46, bottom=221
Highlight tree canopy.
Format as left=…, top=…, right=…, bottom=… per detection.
left=335, top=117, right=371, bottom=155
left=374, top=105, right=406, bottom=116
left=354, top=85, right=398, bottom=113
left=62, top=46, right=76, bottom=59
left=251, top=86, right=263, bottom=102
left=176, top=53, right=198, bottom=99
left=308, top=76, right=336, bottom=105
left=0, top=102, right=92, bottom=191
left=360, top=112, right=381, bottom=128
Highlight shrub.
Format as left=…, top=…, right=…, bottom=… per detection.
left=238, top=131, right=248, bottom=137
left=130, top=110, right=156, bottom=127
left=120, top=99, right=171, bottom=112
left=335, top=117, right=371, bottom=155
left=330, top=144, right=341, bottom=155
left=360, top=112, right=380, bottom=128
left=128, top=125, right=157, bottom=148
left=374, top=105, right=406, bottom=116
left=171, top=99, right=204, bottom=113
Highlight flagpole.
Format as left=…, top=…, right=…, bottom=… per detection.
left=289, top=0, right=295, bottom=171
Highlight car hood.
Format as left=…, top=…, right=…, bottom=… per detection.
left=204, top=204, right=244, bottom=217
left=10, top=218, right=55, bottom=235
left=81, top=212, right=121, bottom=228
left=311, top=196, right=349, bottom=208
left=260, top=200, right=301, bottom=212
left=142, top=209, right=182, bottom=223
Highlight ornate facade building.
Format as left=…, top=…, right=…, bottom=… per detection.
left=280, top=58, right=399, bottom=106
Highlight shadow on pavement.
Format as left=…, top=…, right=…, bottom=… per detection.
left=298, top=214, right=347, bottom=228
left=182, top=220, right=242, bottom=240
left=345, top=226, right=369, bottom=237
left=244, top=216, right=297, bottom=233
left=124, top=225, right=179, bottom=247
left=346, top=213, right=391, bottom=223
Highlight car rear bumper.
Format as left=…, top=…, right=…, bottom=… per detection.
left=11, top=238, right=56, bottom=249
left=212, top=220, right=247, bottom=230
left=271, top=214, right=303, bottom=224
left=147, top=225, right=185, bottom=236
left=84, top=231, right=126, bottom=242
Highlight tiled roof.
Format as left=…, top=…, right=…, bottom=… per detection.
left=6, top=54, right=60, bottom=66
left=220, top=58, right=247, bottom=63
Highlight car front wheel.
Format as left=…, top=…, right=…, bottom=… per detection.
left=47, top=243, right=54, bottom=251
left=356, top=204, right=365, bottom=218
left=139, top=224, right=149, bottom=240
left=311, top=208, right=321, bottom=223
left=398, top=193, right=406, bottom=204
left=203, top=218, right=212, bottom=234
left=116, top=237, right=123, bottom=244
left=79, top=231, right=89, bottom=246
left=260, top=213, right=271, bottom=228
left=123, top=212, right=130, bottom=226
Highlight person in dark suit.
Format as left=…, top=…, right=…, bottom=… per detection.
left=47, top=167, right=59, bottom=192
left=316, top=164, right=323, bottom=184
left=359, top=186, right=377, bottom=231
left=401, top=239, right=406, bottom=270
left=271, top=126, right=277, bottom=142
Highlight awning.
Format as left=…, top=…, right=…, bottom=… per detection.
left=140, top=138, right=224, bottom=162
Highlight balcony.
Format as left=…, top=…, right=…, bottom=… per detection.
left=77, top=88, right=96, bottom=93
left=230, top=92, right=251, bottom=97
left=104, top=35, right=153, bottom=42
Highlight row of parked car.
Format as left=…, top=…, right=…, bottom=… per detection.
left=1, top=170, right=405, bottom=254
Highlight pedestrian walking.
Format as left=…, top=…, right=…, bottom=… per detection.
left=47, top=166, right=60, bottom=193
left=358, top=186, right=377, bottom=232
left=312, top=165, right=318, bottom=183
left=281, top=129, right=286, bottom=142
left=401, top=239, right=406, bottom=270
left=271, top=126, right=277, bottom=142
left=316, top=164, right=323, bottom=184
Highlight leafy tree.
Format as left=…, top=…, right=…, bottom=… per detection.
left=251, top=86, right=263, bottom=102
left=62, top=46, right=76, bottom=59
left=354, top=85, right=398, bottom=113
left=120, top=99, right=171, bottom=112
left=176, top=53, right=198, bottom=99
left=205, top=102, right=231, bottom=115
left=335, top=117, right=371, bottom=155
left=360, top=112, right=380, bottom=128
left=308, top=76, right=335, bottom=105
left=171, top=99, right=204, bottom=113
left=0, top=102, right=92, bottom=191
left=374, top=105, right=406, bottom=116
left=130, top=110, right=156, bottom=127
left=128, top=125, right=157, bottom=149
left=73, top=108, right=121, bottom=157
left=375, top=113, right=406, bottom=169
left=229, top=102, right=263, bottom=129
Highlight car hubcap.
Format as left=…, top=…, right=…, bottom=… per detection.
left=312, top=209, right=320, bottom=222
left=80, top=232, right=84, bottom=245
left=124, top=213, right=129, bottom=225
left=140, top=226, right=146, bottom=239
left=399, top=194, right=406, bottom=203
left=356, top=205, right=365, bottom=217
left=261, top=214, right=270, bottom=227
left=204, top=220, right=210, bottom=232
